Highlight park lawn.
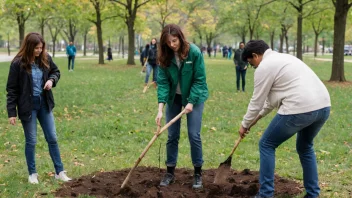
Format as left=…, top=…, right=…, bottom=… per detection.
left=0, top=55, right=351, bottom=198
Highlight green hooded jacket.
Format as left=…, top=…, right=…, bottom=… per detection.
left=157, top=43, right=209, bottom=106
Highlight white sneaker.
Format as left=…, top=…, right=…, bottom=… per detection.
left=55, top=171, right=72, bottom=182
left=28, top=173, right=39, bottom=184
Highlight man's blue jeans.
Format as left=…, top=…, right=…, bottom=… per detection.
left=144, top=63, right=158, bottom=84
left=165, top=102, right=204, bottom=167
left=21, top=95, right=64, bottom=175
left=68, top=55, right=75, bottom=70
left=235, top=66, right=246, bottom=91
left=258, top=107, right=330, bottom=197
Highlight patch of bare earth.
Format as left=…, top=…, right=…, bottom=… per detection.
left=55, top=167, right=303, bottom=198
left=323, top=80, right=352, bottom=88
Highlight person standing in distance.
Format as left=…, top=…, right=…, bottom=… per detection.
left=234, top=42, right=248, bottom=92
left=155, top=24, right=209, bottom=189
left=6, top=32, right=72, bottom=184
left=239, top=40, right=331, bottom=198
left=66, top=41, right=76, bottom=71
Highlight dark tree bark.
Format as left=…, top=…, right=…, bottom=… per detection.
left=83, top=30, right=89, bottom=56
left=63, top=19, right=79, bottom=42
left=47, top=21, right=64, bottom=58
left=322, top=37, right=325, bottom=56
left=279, top=32, right=284, bottom=53
left=330, top=0, right=352, bottom=81
left=289, top=0, right=318, bottom=60
left=16, top=10, right=31, bottom=47
left=270, top=30, right=275, bottom=49
left=111, top=0, right=151, bottom=65
left=312, top=17, right=325, bottom=57
left=122, top=36, right=125, bottom=59
left=89, top=0, right=106, bottom=64
left=7, top=32, right=10, bottom=56
left=38, top=18, right=46, bottom=38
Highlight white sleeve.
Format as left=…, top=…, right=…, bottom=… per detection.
left=241, top=65, right=275, bottom=128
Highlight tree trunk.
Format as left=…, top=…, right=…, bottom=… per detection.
left=322, top=37, right=325, bottom=56
left=279, top=33, right=284, bottom=53
left=18, top=20, right=25, bottom=47
left=93, top=38, right=96, bottom=55
left=83, top=32, right=87, bottom=56
left=97, top=22, right=104, bottom=64
left=314, top=33, right=319, bottom=57
left=293, top=39, right=296, bottom=56
left=40, top=18, right=45, bottom=38
left=270, top=30, right=275, bottom=49
left=7, top=32, right=10, bottom=56
left=330, top=0, right=349, bottom=81
left=118, top=36, right=121, bottom=56
left=296, top=14, right=303, bottom=60
left=52, top=38, right=56, bottom=57
left=285, top=34, right=289, bottom=54
left=127, top=24, right=135, bottom=65
left=122, top=36, right=125, bottom=59
left=249, top=28, right=254, bottom=40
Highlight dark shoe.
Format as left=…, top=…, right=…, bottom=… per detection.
left=192, top=174, right=203, bottom=189
left=159, top=173, right=175, bottom=186
left=304, top=195, right=319, bottom=198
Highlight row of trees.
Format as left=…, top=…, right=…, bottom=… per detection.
left=0, top=0, right=351, bottom=81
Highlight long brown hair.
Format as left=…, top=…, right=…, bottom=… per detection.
left=12, top=32, right=49, bottom=72
left=158, top=24, right=190, bottom=68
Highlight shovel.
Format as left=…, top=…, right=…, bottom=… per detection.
left=121, top=109, right=186, bottom=189
left=213, top=136, right=242, bottom=184
left=214, top=120, right=257, bottom=184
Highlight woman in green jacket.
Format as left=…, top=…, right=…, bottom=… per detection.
left=155, top=24, right=208, bottom=189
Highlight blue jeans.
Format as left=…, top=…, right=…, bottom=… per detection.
left=144, top=63, right=158, bottom=84
left=165, top=102, right=204, bottom=167
left=21, top=95, right=64, bottom=175
left=236, top=66, right=246, bottom=91
left=258, top=107, right=330, bottom=197
left=68, top=55, right=75, bottom=70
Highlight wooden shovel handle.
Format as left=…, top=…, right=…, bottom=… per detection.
left=121, top=109, right=186, bottom=188
left=229, top=117, right=259, bottom=157
left=229, top=136, right=242, bottom=157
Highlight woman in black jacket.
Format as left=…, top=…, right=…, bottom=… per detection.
left=6, top=32, right=71, bottom=184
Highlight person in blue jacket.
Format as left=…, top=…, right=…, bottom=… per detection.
left=66, top=41, right=76, bottom=71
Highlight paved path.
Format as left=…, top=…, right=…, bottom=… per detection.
left=311, top=58, right=352, bottom=63
left=0, top=52, right=133, bottom=63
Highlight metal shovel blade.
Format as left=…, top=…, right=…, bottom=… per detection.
left=214, top=156, right=232, bottom=184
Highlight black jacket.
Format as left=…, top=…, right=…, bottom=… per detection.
left=234, top=48, right=248, bottom=69
left=147, top=44, right=158, bottom=65
left=6, top=54, right=60, bottom=121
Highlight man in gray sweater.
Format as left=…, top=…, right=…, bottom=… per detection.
left=238, top=40, right=331, bottom=198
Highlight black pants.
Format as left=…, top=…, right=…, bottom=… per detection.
left=236, top=66, right=247, bottom=91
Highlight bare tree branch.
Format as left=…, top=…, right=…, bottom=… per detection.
left=110, top=0, right=127, bottom=7
left=302, top=0, right=315, bottom=7
left=137, top=0, right=152, bottom=9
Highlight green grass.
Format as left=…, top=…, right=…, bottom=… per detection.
left=0, top=55, right=351, bottom=198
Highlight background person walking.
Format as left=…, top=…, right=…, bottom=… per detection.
left=144, top=38, right=159, bottom=90
left=6, top=32, right=71, bottom=184
left=66, top=41, right=76, bottom=71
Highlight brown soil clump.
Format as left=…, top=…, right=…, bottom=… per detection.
left=55, top=166, right=303, bottom=197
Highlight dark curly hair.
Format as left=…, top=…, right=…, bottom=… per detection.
left=241, top=40, right=269, bottom=61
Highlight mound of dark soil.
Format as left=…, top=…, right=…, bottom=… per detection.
left=55, top=167, right=303, bottom=197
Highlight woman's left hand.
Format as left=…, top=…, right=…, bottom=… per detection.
left=43, top=80, right=53, bottom=90
left=184, top=103, right=193, bottom=114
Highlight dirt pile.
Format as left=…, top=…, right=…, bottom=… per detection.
left=55, top=166, right=303, bottom=197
